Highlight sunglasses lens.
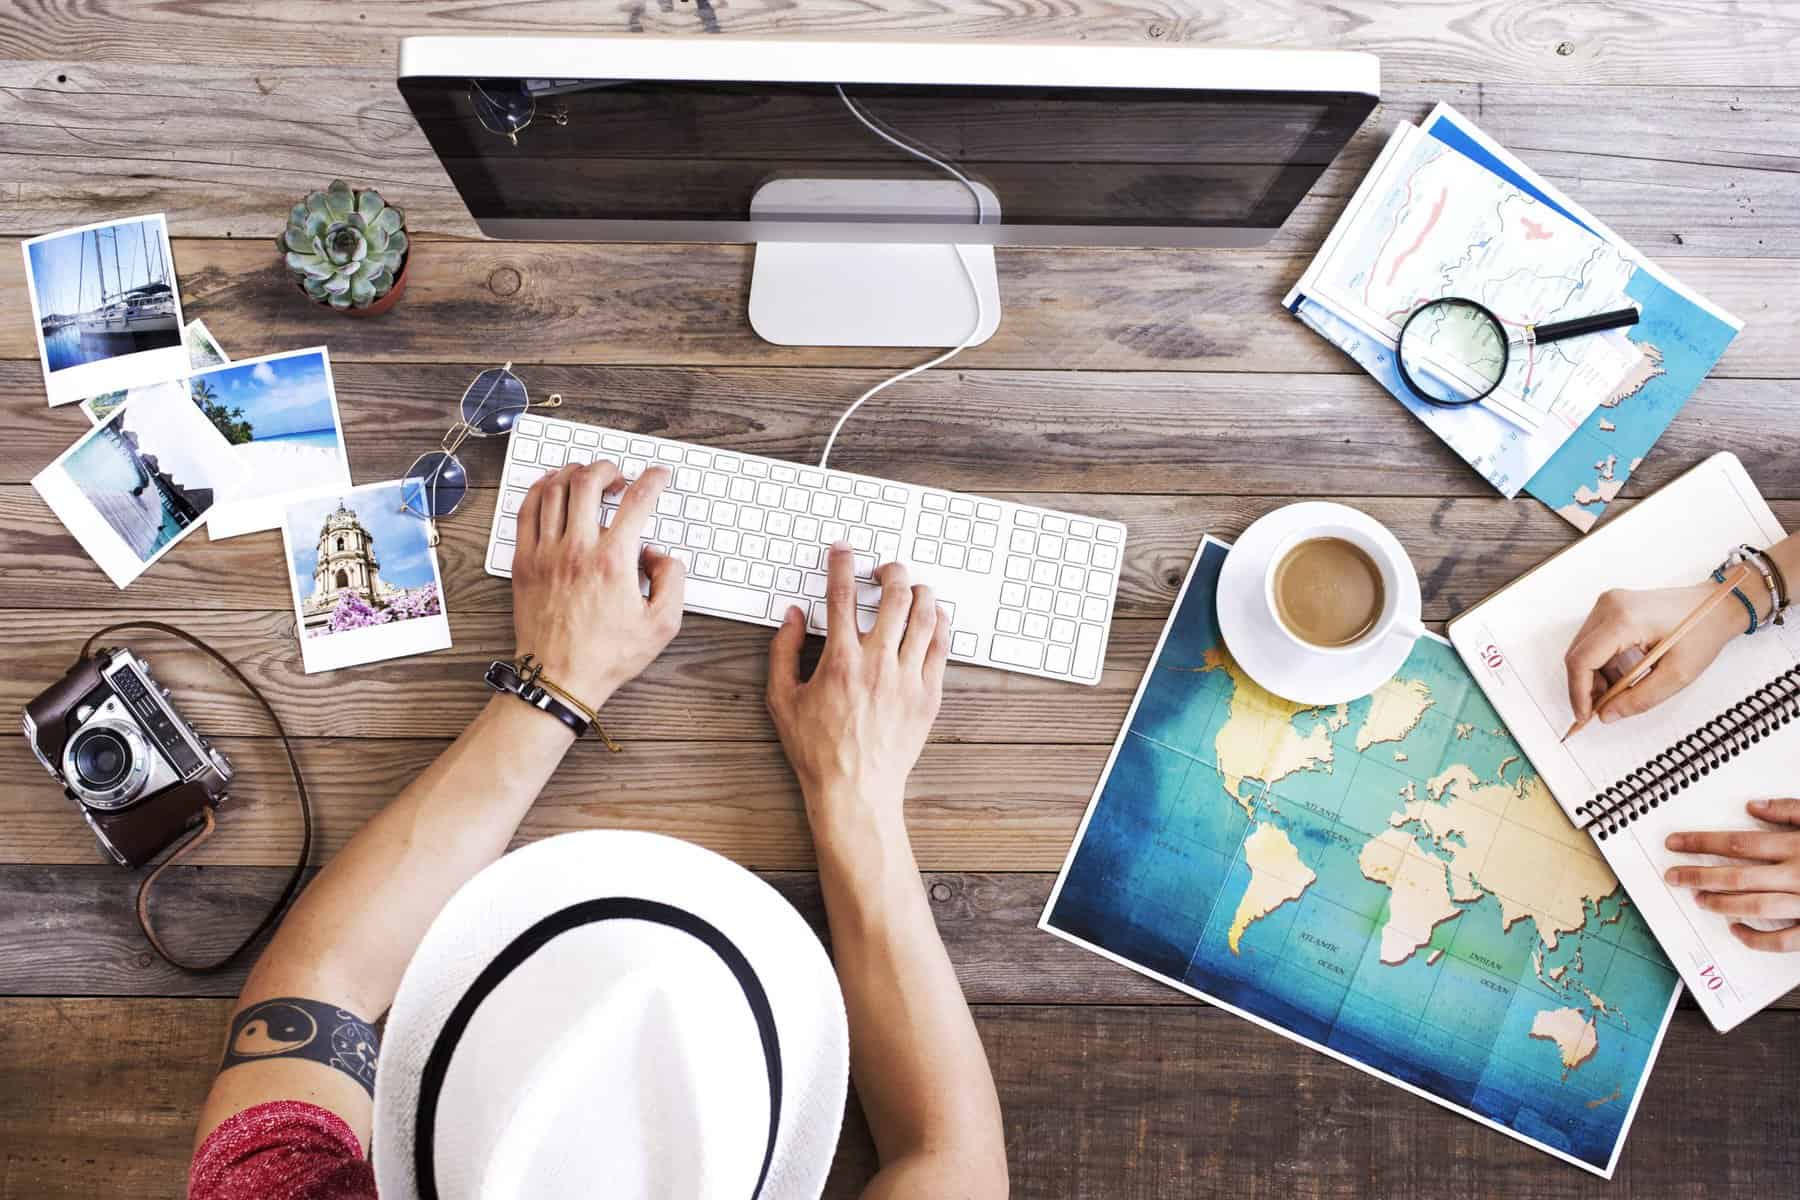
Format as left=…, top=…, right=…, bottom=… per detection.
left=403, top=452, right=468, bottom=518
left=471, top=80, right=533, bottom=137
left=461, top=368, right=529, bottom=435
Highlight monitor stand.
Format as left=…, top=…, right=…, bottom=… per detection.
left=747, top=179, right=1003, bottom=348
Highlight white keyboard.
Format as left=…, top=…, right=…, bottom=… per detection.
left=484, top=415, right=1126, bottom=685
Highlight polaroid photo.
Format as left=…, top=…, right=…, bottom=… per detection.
left=32, top=378, right=248, bottom=588
left=22, top=214, right=188, bottom=408
left=282, top=481, right=451, bottom=673
left=196, top=346, right=353, bottom=539
left=82, top=318, right=233, bottom=425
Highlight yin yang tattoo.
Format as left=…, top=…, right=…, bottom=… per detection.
left=220, top=997, right=381, bottom=1096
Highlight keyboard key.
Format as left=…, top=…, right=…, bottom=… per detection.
left=808, top=601, right=830, bottom=634
left=803, top=573, right=828, bottom=598
left=826, top=475, right=850, bottom=493
left=501, top=490, right=526, bottom=514
left=913, top=539, right=939, bottom=564
left=923, top=493, right=947, bottom=510
left=854, top=554, right=875, bottom=580
left=776, top=567, right=802, bottom=593
left=722, top=558, right=749, bottom=583
left=631, top=439, right=655, bottom=456
left=1024, top=612, right=1050, bottom=639
left=1052, top=618, right=1076, bottom=644
left=1028, top=587, right=1053, bottom=612
left=1087, top=569, right=1112, bottom=594
left=1014, top=510, right=1039, bottom=528
left=977, top=502, right=1001, bottom=520
left=771, top=464, right=797, bottom=483
left=1065, top=540, right=1091, bottom=566
left=1010, top=530, right=1035, bottom=553
left=686, top=578, right=770, bottom=620
left=882, top=485, right=908, bottom=503
left=1046, top=644, right=1073, bottom=674
left=1004, top=557, right=1029, bottom=581
left=658, top=445, right=682, bottom=462
left=685, top=526, right=711, bottom=550
left=497, top=516, right=517, bottom=542
left=686, top=449, right=711, bottom=467
left=951, top=631, right=978, bottom=657
left=945, top=517, right=971, bottom=542
left=742, top=534, right=768, bottom=558
left=1032, top=561, right=1058, bottom=586
left=622, top=457, right=647, bottom=480
left=866, top=503, right=904, bottom=530
left=568, top=448, right=593, bottom=466
left=1092, top=543, right=1119, bottom=570
left=1098, top=525, right=1123, bottom=544
left=1042, top=514, right=1067, bottom=533
left=546, top=424, right=571, bottom=443
left=729, top=477, right=757, bottom=502
left=657, top=518, right=684, bottom=543
left=1054, top=592, right=1080, bottom=618
left=854, top=481, right=880, bottom=499
left=973, top=523, right=998, bottom=548
left=512, top=437, right=540, bottom=463
left=508, top=464, right=547, bottom=488
left=750, top=563, right=775, bottom=588
left=855, top=582, right=884, bottom=608
left=849, top=527, right=873, bottom=552
left=784, top=488, right=809, bottom=513
left=518, top=416, right=544, bottom=436
left=767, top=513, right=793, bottom=537
left=657, top=492, right=681, bottom=517
left=1071, top=519, right=1094, bottom=537
left=1038, top=533, right=1063, bottom=558
left=1082, top=596, right=1108, bottom=622
left=918, top=512, right=944, bottom=537
left=539, top=442, right=567, bottom=467
left=714, top=529, right=740, bottom=555
left=796, top=543, right=821, bottom=570
left=713, top=502, right=737, bottom=527
left=738, top=508, right=765, bottom=533
left=941, top=544, right=966, bottom=569
left=990, top=635, right=1044, bottom=670
left=715, top=453, right=740, bottom=472
left=968, top=548, right=993, bottom=573
left=694, top=553, right=721, bottom=578
left=600, top=433, right=626, bottom=451
left=794, top=516, right=820, bottom=542
left=875, top=532, right=901, bottom=560
left=758, top=482, right=782, bottom=507
left=821, top=520, right=847, bottom=544
left=769, top=540, right=794, bottom=565
left=1059, top=564, right=1085, bottom=590
left=839, top=497, right=866, bottom=523
left=703, top=472, right=728, bottom=498
left=1074, top=623, right=1103, bottom=677
left=996, top=609, right=1022, bottom=634
left=800, top=469, right=824, bottom=487
left=744, top=460, right=769, bottom=478
left=675, top=467, right=701, bottom=492
left=811, top=493, right=837, bottom=517
left=490, top=542, right=515, bottom=572
left=684, top=496, right=710, bottom=521
left=949, top=497, right=973, bottom=516
left=1000, top=581, right=1026, bottom=607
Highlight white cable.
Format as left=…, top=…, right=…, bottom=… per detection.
left=818, top=85, right=989, bottom=470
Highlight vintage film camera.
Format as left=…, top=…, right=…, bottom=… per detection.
left=23, top=647, right=232, bottom=868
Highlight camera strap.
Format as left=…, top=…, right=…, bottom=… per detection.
left=80, top=621, right=313, bottom=974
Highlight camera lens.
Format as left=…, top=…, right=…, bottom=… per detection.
left=71, top=729, right=133, bottom=789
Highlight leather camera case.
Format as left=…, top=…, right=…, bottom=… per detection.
left=86, top=781, right=216, bottom=869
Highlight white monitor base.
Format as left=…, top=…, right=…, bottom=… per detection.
left=746, top=178, right=1002, bottom=348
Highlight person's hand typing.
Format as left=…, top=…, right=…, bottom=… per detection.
left=1664, top=799, right=1800, bottom=952
left=1563, top=583, right=1747, bottom=726
left=511, top=461, right=685, bottom=708
left=765, top=545, right=949, bottom=830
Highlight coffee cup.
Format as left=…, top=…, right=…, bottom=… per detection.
left=1262, top=517, right=1424, bottom=656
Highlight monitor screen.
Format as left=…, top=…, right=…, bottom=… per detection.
left=398, top=49, right=1376, bottom=246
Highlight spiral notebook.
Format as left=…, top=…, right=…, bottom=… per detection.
left=1449, top=452, right=1799, bottom=1031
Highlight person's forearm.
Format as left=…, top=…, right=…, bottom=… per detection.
left=237, top=695, right=575, bottom=1018
left=809, top=787, right=1007, bottom=1194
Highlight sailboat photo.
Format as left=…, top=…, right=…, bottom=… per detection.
left=24, top=215, right=185, bottom=393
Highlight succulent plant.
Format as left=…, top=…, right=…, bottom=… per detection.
left=281, top=180, right=408, bottom=309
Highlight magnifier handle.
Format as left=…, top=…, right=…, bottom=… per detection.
left=1533, top=306, right=1640, bottom=345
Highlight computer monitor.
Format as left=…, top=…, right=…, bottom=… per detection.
left=398, top=36, right=1378, bottom=347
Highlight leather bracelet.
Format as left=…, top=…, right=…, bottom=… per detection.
left=486, top=658, right=591, bottom=738
left=1745, top=545, right=1789, bottom=626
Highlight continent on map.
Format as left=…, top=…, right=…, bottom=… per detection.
left=1357, top=826, right=1462, bottom=964
left=1227, top=824, right=1316, bottom=953
left=1530, top=1008, right=1600, bottom=1078
left=1195, top=649, right=1333, bottom=816
left=1600, top=343, right=1665, bottom=408
left=1354, top=677, right=1433, bottom=751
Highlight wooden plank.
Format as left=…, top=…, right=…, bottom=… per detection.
left=7, top=865, right=1795, bottom=1013
left=5, top=64, right=1795, bottom=258
left=1, top=239, right=1791, bottom=377
left=7, top=488, right=1797, bottom=618
left=0, top=608, right=1165, bottom=744
left=2, top=997, right=1795, bottom=1198
left=0, top=0, right=1794, bottom=85
left=0, top=736, right=1099, bottom=871
left=11, top=362, right=1800, bottom=499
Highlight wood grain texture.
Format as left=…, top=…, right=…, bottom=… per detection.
left=6, top=487, right=1797, bottom=619
left=7, top=865, right=1796, bottom=1013
left=2, top=238, right=1795, bottom=376
left=0, top=735, right=1101, bottom=871
left=3, top=998, right=1796, bottom=1199
left=5, top=66, right=1795, bottom=258
left=10, top=362, right=1800, bottom=499
left=0, top=0, right=1795, bottom=84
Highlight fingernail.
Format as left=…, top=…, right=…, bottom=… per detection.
left=831, top=541, right=850, bottom=553
left=1748, top=797, right=1770, bottom=813
left=1663, top=868, right=1680, bottom=885
left=1665, top=833, right=1687, bottom=851
left=1599, top=710, right=1618, bottom=724
left=787, top=605, right=804, bottom=624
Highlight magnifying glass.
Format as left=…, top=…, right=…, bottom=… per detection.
left=1395, top=297, right=1641, bottom=408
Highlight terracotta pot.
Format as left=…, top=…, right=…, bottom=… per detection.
left=292, top=252, right=410, bottom=317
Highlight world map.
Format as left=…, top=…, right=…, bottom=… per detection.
left=1044, top=539, right=1681, bottom=1175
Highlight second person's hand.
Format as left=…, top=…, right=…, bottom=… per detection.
left=511, top=461, right=686, bottom=709
left=1564, top=583, right=1745, bottom=726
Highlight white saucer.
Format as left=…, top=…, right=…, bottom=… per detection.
left=1216, top=502, right=1423, bottom=706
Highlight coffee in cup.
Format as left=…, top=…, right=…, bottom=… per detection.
left=1270, top=536, right=1387, bottom=648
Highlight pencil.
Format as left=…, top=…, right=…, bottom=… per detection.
left=1562, top=563, right=1756, bottom=741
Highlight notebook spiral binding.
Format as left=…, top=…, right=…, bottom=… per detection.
left=1580, top=664, right=1800, bottom=840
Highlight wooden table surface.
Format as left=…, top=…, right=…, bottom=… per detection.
left=4, top=3, right=1798, bottom=1197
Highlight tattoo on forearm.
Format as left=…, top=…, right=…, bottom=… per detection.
left=220, top=997, right=381, bottom=1097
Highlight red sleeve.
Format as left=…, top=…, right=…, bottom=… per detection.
left=189, top=1100, right=378, bottom=1200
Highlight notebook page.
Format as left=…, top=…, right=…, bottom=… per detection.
left=1451, top=453, right=1798, bottom=823
left=1605, top=722, right=1800, bottom=1031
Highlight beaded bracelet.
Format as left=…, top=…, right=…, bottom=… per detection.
left=1711, top=566, right=1759, bottom=636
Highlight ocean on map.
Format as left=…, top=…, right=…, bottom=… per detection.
left=1046, top=539, right=1680, bottom=1175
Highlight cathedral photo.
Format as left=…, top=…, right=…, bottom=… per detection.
left=282, top=482, right=445, bottom=647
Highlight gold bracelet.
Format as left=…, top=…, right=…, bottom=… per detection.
left=516, top=655, right=622, bottom=752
